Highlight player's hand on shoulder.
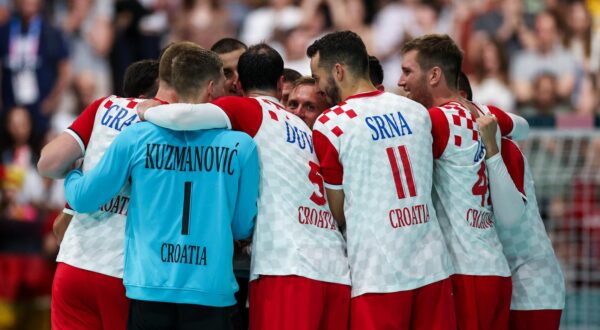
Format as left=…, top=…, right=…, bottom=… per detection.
left=137, top=99, right=161, bottom=121
left=477, top=114, right=498, bottom=144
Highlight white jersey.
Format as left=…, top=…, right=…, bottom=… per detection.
left=205, top=96, right=350, bottom=285
left=58, top=95, right=145, bottom=278
left=498, top=138, right=565, bottom=310
left=429, top=102, right=510, bottom=277
left=313, top=90, right=453, bottom=297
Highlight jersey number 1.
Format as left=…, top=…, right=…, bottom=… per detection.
left=182, top=181, right=192, bottom=235
left=386, top=145, right=417, bottom=199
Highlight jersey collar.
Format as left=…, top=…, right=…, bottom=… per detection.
left=344, top=90, right=383, bottom=102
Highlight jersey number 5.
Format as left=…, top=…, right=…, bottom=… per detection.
left=386, top=145, right=417, bottom=199
left=308, top=161, right=326, bottom=206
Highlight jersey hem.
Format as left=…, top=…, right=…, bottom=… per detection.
left=350, top=271, right=451, bottom=298
left=250, top=269, right=351, bottom=286
left=125, top=285, right=236, bottom=307
left=55, top=260, right=123, bottom=279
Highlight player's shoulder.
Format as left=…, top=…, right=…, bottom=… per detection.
left=214, top=95, right=259, bottom=108
left=106, top=95, right=145, bottom=109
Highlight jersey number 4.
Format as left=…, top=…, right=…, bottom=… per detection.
left=386, top=145, right=417, bottom=199
left=472, top=163, right=491, bottom=206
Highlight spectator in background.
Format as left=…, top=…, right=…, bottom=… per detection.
left=472, top=0, right=535, bottom=58
left=281, top=27, right=312, bottom=75
left=211, top=38, right=247, bottom=97
left=510, top=11, right=578, bottom=106
left=281, top=67, right=301, bottom=105
left=0, top=106, right=54, bottom=330
left=0, top=0, right=71, bottom=140
left=173, top=0, right=234, bottom=49
left=285, top=76, right=329, bottom=128
left=563, top=1, right=600, bottom=74
left=368, top=55, right=384, bottom=91
left=519, top=72, right=570, bottom=117
left=240, top=0, right=302, bottom=46
left=470, top=36, right=515, bottom=112
left=60, top=0, right=113, bottom=101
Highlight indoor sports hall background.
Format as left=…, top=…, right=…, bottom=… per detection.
left=1, top=0, right=599, bottom=329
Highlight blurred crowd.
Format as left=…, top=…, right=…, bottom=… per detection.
left=0, top=0, right=599, bottom=329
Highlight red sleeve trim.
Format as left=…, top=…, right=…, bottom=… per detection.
left=213, top=96, right=263, bottom=137
left=500, top=138, right=526, bottom=196
left=488, top=105, right=513, bottom=137
left=428, top=107, right=450, bottom=159
left=68, top=96, right=109, bottom=149
left=313, top=130, right=343, bottom=185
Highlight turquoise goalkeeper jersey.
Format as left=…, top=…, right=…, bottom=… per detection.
left=64, top=122, right=259, bottom=307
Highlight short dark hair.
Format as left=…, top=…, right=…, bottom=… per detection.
left=402, top=34, right=463, bottom=91
left=457, top=71, right=472, bottom=101
left=283, top=68, right=302, bottom=83
left=159, top=41, right=202, bottom=86
left=368, top=55, right=384, bottom=85
left=171, top=48, right=223, bottom=100
left=122, top=59, right=159, bottom=98
left=307, top=31, right=369, bottom=77
left=237, top=43, right=284, bottom=92
left=210, top=38, right=248, bottom=54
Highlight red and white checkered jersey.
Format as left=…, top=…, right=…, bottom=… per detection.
left=497, top=139, right=565, bottom=310
left=313, top=90, right=453, bottom=297
left=212, top=95, right=350, bottom=286
left=429, top=101, right=510, bottom=277
left=58, top=95, right=145, bottom=278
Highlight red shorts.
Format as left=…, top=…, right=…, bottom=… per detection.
left=450, top=274, right=512, bottom=330
left=350, top=278, right=456, bottom=330
left=249, top=275, right=350, bottom=330
left=51, top=262, right=129, bottom=330
left=509, top=309, right=562, bottom=330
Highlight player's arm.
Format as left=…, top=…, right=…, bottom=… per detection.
left=38, top=96, right=107, bottom=178
left=53, top=210, right=73, bottom=244
left=477, top=115, right=526, bottom=228
left=325, top=188, right=345, bottom=227
left=487, top=105, right=529, bottom=141
left=312, top=127, right=346, bottom=227
left=231, top=141, right=260, bottom=240
left=37, top=132, right=84, bottom=178
left=144, top=96, right=263, bottom=137
left=64, top=128, right=136, bottom=213
left=144, top=103, right=231, bottom=130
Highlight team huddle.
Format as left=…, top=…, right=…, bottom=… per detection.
left=37, top=31, right=565, bottom=330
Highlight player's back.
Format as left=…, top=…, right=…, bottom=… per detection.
left=497, top=138, right=565, bottom=310
left=313, top=90, right=453, bottom=296
left=429, top=102, right=510, bottom=277
left=58, top=95, right=144, bottom=278
left=123, top=122, right=258, bottom=307
left=244, top=96, right=351, bottom=285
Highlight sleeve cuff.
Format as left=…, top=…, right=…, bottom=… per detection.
left=324, top=182, right=343, bottom=190
left=65, top=128, right=86, bottom=154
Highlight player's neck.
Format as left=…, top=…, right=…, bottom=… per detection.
left=341, top=78, right=377, bottom=101
left=431, top=89, right=460, bottom=108
left=154, top=82, right=179, bottom=103
left=245, top=89, right=279, bottom=100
